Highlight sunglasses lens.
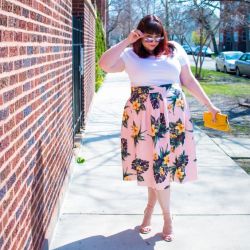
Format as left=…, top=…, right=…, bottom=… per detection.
left=144, top=37, right=163, bottom=43
left=145, top=38, right=154, bottom=42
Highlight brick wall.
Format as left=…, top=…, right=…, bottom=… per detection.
left=83, top=1, right=96, bottom=124
left=0, top=1, right=73, bottom=249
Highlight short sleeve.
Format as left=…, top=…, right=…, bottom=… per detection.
left=170, top=41, right=190, bottom=66
left=120, top=47, right=131, bottom=65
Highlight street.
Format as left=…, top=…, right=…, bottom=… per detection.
left=188, top=55, right=216, bottom=71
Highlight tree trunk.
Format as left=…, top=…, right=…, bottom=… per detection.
left=210, top=32, right=218, bottom=55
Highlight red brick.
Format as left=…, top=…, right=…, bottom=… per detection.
left=0, top=47, right=8, bottom=57
left=2, top=30, right=13, bottom=42
left=4, top=217, right=15, bottom=238
left=2, top=1, right=12, bottom=12
left=0, top=14, right=8, bottom=27
left=9, top=47, right=18, bottom=57
left=0, top=77, right=9, bottom=90
left=13, top=4, right=21, bottom=15
left=0, top=136, right=10, bottom=153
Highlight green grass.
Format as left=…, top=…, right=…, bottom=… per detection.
left=189, top=66, right=250, bottom=96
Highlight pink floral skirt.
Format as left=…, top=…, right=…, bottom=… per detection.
left=120, top=83, right=198, bottom=190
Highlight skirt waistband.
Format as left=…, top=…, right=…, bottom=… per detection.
left=131, top=83, right=179, bottom=95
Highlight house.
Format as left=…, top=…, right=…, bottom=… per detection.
left=219, top=0, right=250, bottom=52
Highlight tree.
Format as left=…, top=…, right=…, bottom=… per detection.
left=106, top=0, right=124, bottom=47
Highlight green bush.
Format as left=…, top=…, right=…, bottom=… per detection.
left=95, top=13, right=106, bottom=92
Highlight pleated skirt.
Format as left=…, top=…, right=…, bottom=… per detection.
left=120, top=83, right=198, bottom=190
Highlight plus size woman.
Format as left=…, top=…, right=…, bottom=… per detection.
left=99, top=15, right=220, bottom=242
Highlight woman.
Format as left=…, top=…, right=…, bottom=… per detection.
left=99, top=15, right=220, bottom=242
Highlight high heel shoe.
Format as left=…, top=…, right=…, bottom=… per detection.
left=139, top=204, right=154, bottom=234
left=162, top=212, right=174, bottom=242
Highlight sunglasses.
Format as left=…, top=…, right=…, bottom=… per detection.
left=143, top=36, right=164, bottom=43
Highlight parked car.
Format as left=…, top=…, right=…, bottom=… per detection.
left=215, top=51, right=243, bottom=73
left=182, top=44, right=196, bottom=55
left=235, top=52, right=250, bottom=77
left=194, top=46, right=214, bottom=57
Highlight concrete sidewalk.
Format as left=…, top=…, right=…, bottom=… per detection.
left=50, top=72, right=250, bottom=250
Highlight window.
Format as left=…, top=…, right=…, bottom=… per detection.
left=234, top=31, right=238, bottom=42
left=219, top=33, right=224, bottom=43
left=239, top=54, right=247, bottom=61
left=242, top=30, right=246, bottom=41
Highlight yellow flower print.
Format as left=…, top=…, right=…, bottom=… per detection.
left=151, top=125, right=157, bottom=136
left=167, top=104, right=172, bottom=110
left=132, top=100, right=140, bottom=110
left=131, top=124, right=139, bottom=137
left=141, top=94, right=147, bottom=100
left=124, top=176, right=130, bottom=181
left=170, top=133, right=177, bottom=139
left=136, top=165, right=143, bottom=172
left=163, top=155, right=170, bottom=165
left=138, top=88, right=142, bottom=94
left=175, top=123, right=185, bottom=134
left=176, top=99, right=184, bottom=108
left=153, top=152, right=158, bottom=161
left=122, top=111, right=129, bottom=121
left=176, top=168, right=184, bottom=179
left=159, top=167, right=165, bottom=176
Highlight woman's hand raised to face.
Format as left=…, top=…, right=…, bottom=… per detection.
left=127, top=29, right=144, bottom=44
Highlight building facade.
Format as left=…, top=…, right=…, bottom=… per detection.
left=219, top=0, right=250, bottom=52
left=0, top=0, right=106, bottom=249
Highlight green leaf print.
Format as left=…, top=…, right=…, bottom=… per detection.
left=153, top=146, right=171, bottom=184
left=131, top=121, right=146, bottom=146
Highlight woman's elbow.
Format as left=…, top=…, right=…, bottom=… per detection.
left=98, top=58, right=108, bottom=72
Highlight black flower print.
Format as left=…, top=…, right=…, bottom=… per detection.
left=123, top=167, right=135, bottom=181
left=122, top=108, right=129, bottom=128
left=169, top=118, right=185, bottom=151
left=160, top=84, right=172, bottom=91
left=131, top=121, right=146, bottom=146
left=167, top=88, right=184, bottom=113
left=131, top=158, right=149, bottom=181
left=169, top=151, right=188, bottom=182
left=149, top=113, right=169, bottom=146
left=121, top=138, right=130, bottom=161
left=149, top=92, right=163, bottom=109
left=130, top=86, right=153, bottom=114
left=153, top=147, right=171, bottom=184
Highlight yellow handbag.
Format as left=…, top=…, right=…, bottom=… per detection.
left=203, top=111, right=231, bottom=132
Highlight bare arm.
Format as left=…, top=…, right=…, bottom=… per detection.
left=98, top=38, right=129, bottom=73
left=180, top=65, right=221, bottom=120
left=98, top=30, right=144, bottom=73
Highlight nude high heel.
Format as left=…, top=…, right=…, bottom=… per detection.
left=162, top=212, right=174, bottom=242
left=139, top=204, right=154, bottom=234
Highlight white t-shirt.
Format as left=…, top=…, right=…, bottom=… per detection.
left=120, top=41, right=190, bottom=87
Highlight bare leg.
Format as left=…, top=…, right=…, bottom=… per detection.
left=139, top=187, right=157, bottom=234
left=156, top=187, right=174, bottom=241
left=156, top=187, right=170, bottom=213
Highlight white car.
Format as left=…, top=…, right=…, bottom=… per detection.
left=215, top=51, right=243, bottom=73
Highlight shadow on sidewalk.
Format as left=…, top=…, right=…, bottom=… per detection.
left=53, top=226, right=163, bottom=250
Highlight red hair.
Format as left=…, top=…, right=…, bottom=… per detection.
left=133, top=15, right=175, bottom=58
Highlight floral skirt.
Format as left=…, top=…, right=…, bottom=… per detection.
left=120, top=83, right=198, bottom=190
